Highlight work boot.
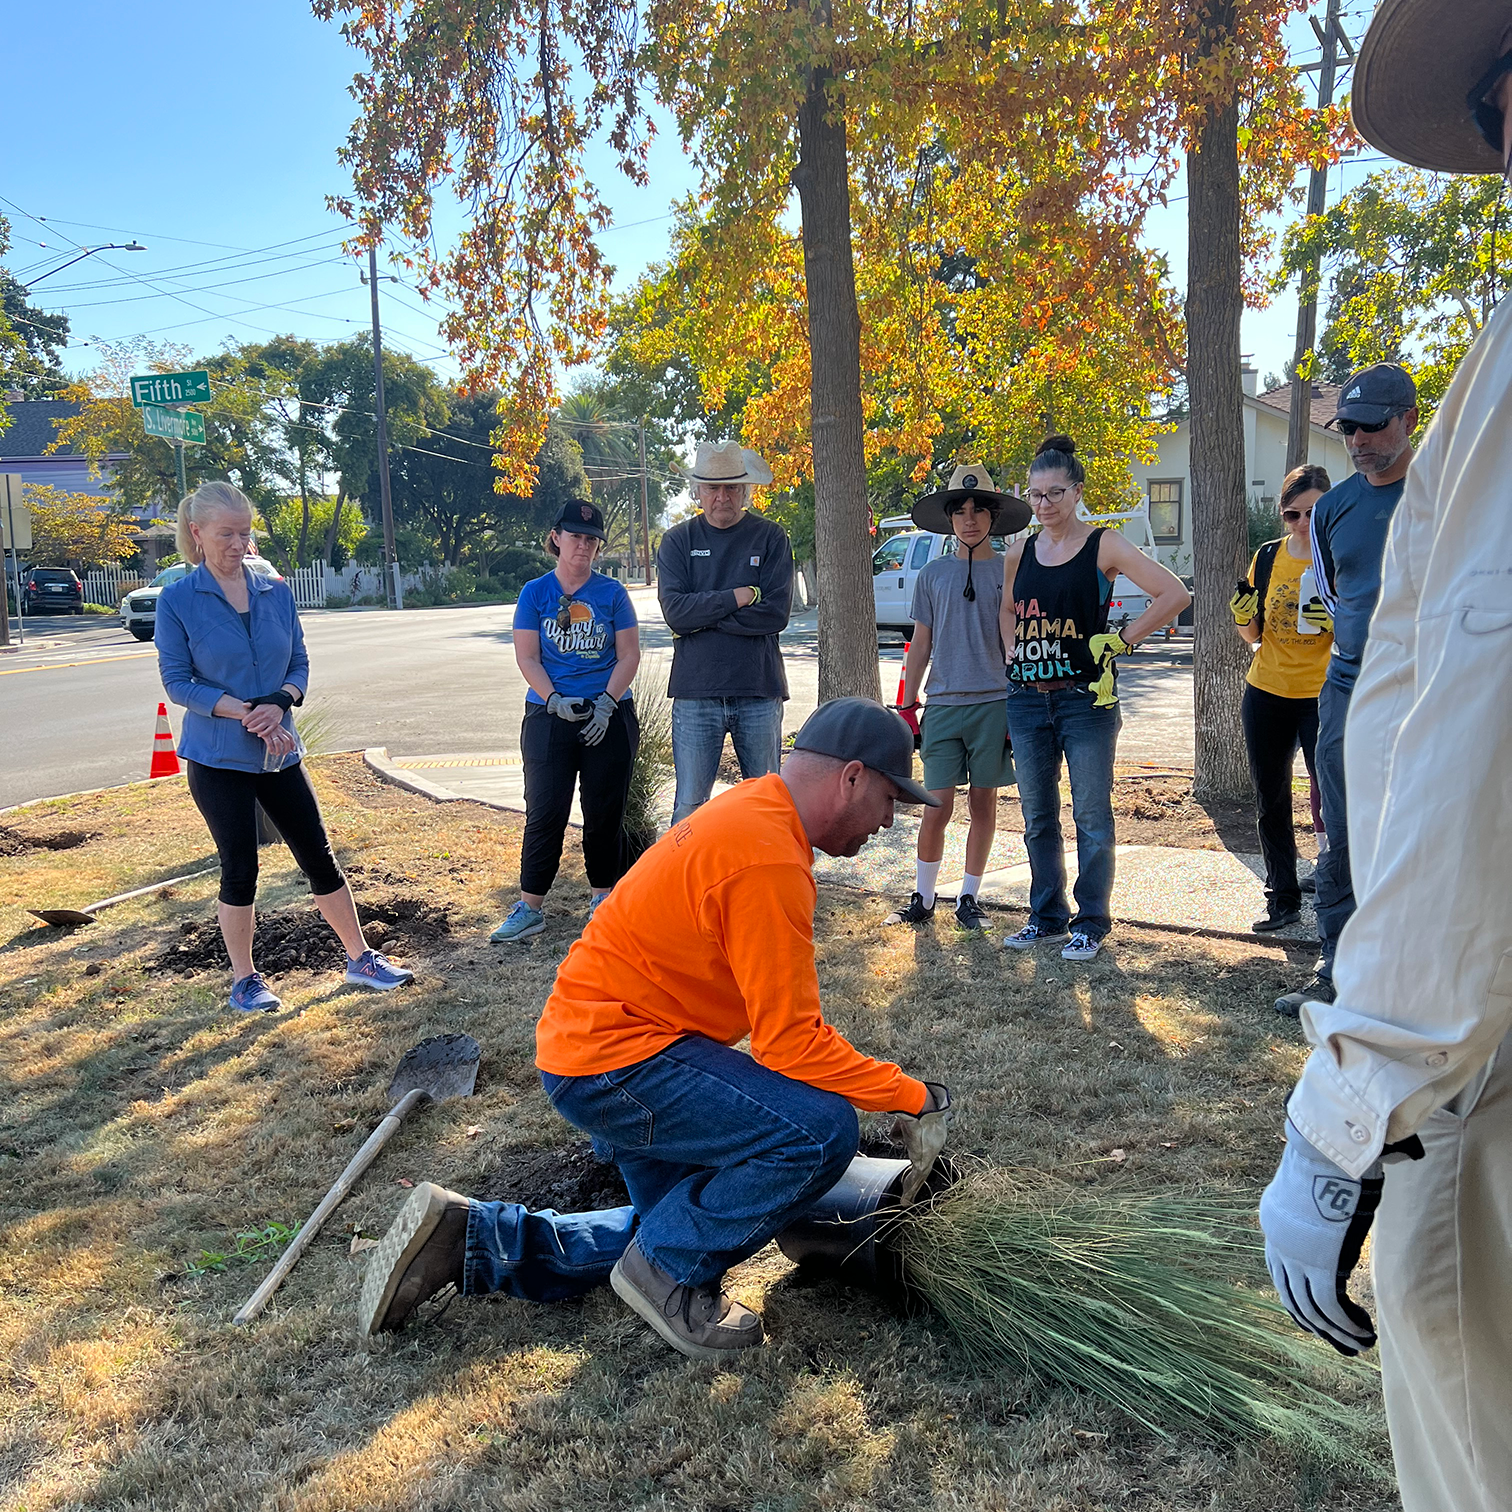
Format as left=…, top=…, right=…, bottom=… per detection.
left=1273, top=973, right=1336, bottom=1018
left=610, top=1238, right=764, bottom=1363
left=358, top=1182, right=469, bottom=1336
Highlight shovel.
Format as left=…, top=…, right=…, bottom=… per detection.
left=233, top=1033, right=481, bottom=1326
left=28, top=866, right=221, bottom=927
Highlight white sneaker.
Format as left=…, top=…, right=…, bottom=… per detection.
left=1061, top=932, right=1103, bottom=962
left=1002, top=923, right=1071, bottom=951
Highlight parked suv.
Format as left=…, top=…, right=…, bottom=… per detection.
left=21, top=567, right=84, bottom=615
left=120, top=556, right=282, bottom=641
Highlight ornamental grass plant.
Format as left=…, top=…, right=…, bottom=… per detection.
left=622, top=655, right=675, bottom=845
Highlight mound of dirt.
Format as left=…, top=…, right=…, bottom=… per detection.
left=473, top=1141, right=631, bottom=1211
left=147, top=896, right=451, bottom=977
left=0, top=826, right=98, bottom=857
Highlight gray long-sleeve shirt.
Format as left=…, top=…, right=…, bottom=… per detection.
left=656, top=512, right=794, bottom=699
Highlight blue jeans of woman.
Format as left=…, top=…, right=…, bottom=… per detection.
left=671, top=696, right=785, bottom=822
left=461, top=1035, right=859, bottom=1301
left=1005, top=684, right=1121, bottom=941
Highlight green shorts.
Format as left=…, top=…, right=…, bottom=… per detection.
left=920, top=700, right=1014, bottom=792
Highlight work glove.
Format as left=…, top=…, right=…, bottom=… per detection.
left=893, top=703, right=921, bottom=741
left=892, top=1081, right=954, bottom=1205
left=1300, top=596, right=1334, bottom=633
left=1229, top=583, right=1261, bottom=627
left=1086, top=631, right=1130, bottom=710
left=547, top=692, right=591, bottom=722
left=579, top=691, right=619, bottom=747
left=1259, top=1118, right=1422, bottom=1356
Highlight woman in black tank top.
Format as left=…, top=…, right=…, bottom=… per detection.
left=997, top=437, right=1191, bottom=961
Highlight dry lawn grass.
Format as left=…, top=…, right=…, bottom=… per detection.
left=0, top=758, right=1391, bottom=1511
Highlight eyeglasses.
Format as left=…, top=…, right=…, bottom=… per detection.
left=1468, top=51, right=1512, bottom=156
left=1027, top=486, right=1074, bottom=505
left=1281, top=508, right=1313, bottom=523
left=1335, top=416, right=1394, bottom=437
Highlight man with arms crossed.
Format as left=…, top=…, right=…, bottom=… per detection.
left=1260, top=7, right=1512, bottom=1508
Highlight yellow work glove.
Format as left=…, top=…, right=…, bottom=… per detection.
left=1300, top=596, right=1333, bottom=633
left=1086, top=631, right=1130, bottom=709
left=1230, top=585, right=1261, bottom=627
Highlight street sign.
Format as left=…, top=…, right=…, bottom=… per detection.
left=130, top=369, right=211, bottom=407
left=0, top=474, right=32, bottom=550
left=142, top=404, right=206, bottom=445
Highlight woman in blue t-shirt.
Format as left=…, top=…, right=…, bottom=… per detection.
left=490, top=499, right=641, bottom=942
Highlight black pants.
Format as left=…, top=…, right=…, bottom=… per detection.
left=186, top=760, right=346, bottom=907
left=520, top=699, right=640, bottom=896
left=1240, top=684, right=1318, bottom=913
left=1312, top=674, right=1355, bottom=974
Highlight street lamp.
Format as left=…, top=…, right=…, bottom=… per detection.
left=22, top=243, right=147, bottom=289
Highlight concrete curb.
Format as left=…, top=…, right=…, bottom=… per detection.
left=362, top=747, right=470, bottom=805
left=1, top=773, right=184, bottom=819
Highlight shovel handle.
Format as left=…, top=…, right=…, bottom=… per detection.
left=85, top=866, right=221, bottom=914
left=233, top=1087, right=427, bottom=1326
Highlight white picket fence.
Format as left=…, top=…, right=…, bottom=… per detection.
left=83, top=567, right=145, bottom=608
left=286, top=564, right=326, bottom=610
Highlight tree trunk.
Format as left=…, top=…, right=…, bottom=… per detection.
left=799, top=559, right=818, bottom=609
left=1186, top=90, right=1252, bottom=802
left=793, top=65, right=880, bottom=704
left=324, top=489, right=347, bottom=566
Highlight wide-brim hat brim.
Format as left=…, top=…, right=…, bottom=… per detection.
left=910, top=487, right=1032, bottom=537
left=1352, top=0, right=1508, bottom=175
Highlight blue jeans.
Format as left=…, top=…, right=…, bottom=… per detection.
left=1313, top=672, right=1355, bottom=976
left=462, top=1036, right=859, bottom=1298
left=671, top=697, right=785, bottom=822
left=1005, top=684, right=1121, bottom=940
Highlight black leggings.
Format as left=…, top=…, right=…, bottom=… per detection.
left=1240, top=684, right=1318, bottom=911
left=186, top=760, right=346, bottom=907
left=520, top=699, right=639, bottom=895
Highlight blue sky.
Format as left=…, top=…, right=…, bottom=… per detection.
left=4, top=1, right=1386, bottom=398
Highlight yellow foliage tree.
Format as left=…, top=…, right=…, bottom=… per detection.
left=22, top=484, right=143, bottom=568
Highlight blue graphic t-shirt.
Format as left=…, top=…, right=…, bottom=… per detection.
left=514, top=569, right=637, bottom=703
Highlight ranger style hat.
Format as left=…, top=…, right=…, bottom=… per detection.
left=792, top=697, right=940, bottom=806
left=677, top=439, right=774, bottom=487
left=910, top=462, right=1032, bottom=537
left=551, top=498, right=607, bottom=541
left=1327, top=363, right=1418, bottom=429
left=1352, top=0, right=1511, bottom=174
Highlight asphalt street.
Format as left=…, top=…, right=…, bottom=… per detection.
left=0, top=595, right=1194, bottom=809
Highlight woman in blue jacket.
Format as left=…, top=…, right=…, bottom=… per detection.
left=156, top=481, right=412, bottom=1012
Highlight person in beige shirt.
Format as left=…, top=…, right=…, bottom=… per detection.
left=1258, top=6, right=1512, bottom=1509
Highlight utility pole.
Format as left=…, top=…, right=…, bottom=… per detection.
left=1286, top=0, right=1354, bottom=472
left=174, top=441, right=187, bottom=500
left=638, top=418, right=653, bottom=584
left=367, top=244, right=401, bottom=610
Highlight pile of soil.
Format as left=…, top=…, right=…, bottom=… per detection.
left=146, top=896, right=451, bottom=977
left=473, top=1141, right=631, bottom=1211
left=0, top=825, right=98, bottom=857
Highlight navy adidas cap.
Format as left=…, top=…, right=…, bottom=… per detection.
left=791, top=697, right=940, bottom=806
left=1329, top=363, right=1417, bottom=427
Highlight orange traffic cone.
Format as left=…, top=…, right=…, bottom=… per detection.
left=149, top=702, right=180, bottom=779
left=894, top=643, right=910, bottom=706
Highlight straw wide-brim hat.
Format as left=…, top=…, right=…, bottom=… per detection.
left=1352, top=0, right=1509, bottom=175
left=677, top=439, right=774, bottom=487
left=910, top=463, right=1032, bottom=537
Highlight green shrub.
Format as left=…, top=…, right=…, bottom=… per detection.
left=82, top=603, right=116, bottom=615
left=325, top=594, right=351, bottom=609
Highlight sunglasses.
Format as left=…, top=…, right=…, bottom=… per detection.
left=1281, top=507, right=1313, bottom=523
left=1468, top=51, right=1512, bottom=157
left=1336, top=416, right=1395, bottom=437
left=556, top=594, right=580, bottom=632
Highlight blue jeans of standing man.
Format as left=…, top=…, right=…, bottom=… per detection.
left=1312, top=672, right=1355, bottom=979
left=671, top=696, right=785, bottom=822
left=461, top=1035, right=859, bottom=1300
left=1005, top=685, right=1121, bottom=941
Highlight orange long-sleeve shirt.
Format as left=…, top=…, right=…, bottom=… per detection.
left=536, top=774, right=928, bottom=1114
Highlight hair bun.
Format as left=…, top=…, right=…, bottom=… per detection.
left=1036, top=434, right=1076, bottom=457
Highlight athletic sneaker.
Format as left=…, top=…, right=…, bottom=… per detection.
left=884, top=892, right=935, bottom=926
left=229, top=972, right=281, bottom=1013
left=1274, top=973, right=1336, bottom=1018
left=1002, top=922, right=1070, bottom=951
left=489, top=900, right=545, bottom=943
left=345, top=950, right=415, bottom=991
left=1252, top=903, right=1302, bottom=933
left=587, top=893, right=610, bottom=923
left=1061, top=932, right=1103, bottom=962
left=954, top=894, right=990, bottom=931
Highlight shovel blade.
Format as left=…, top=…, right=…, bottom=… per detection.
left=28, top=909, right=98, bottom=928
left=388, top=1032, right=481, bottom=1105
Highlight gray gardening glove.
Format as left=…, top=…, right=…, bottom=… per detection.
left=580, top=691, right=619, bottom=746
left=892, top=1081, right=953, bottom=1205
left=547, top=692, right=591, bottom=722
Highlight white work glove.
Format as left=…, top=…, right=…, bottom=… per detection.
left=1259, top=1117, right=1421, bottom=1356
left=579, top=691, right=619, bottom=746
left=891, top=1082, right=953, bottom=1205
left=547, top=692, right=591, bottom=722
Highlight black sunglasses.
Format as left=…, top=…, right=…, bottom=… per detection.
left=556, top=593, right=578, bottom=632
left=1336, top=416, right=1395, bottom=437
left=1468, top=51, right=1512, bottom=157
left=1281, top=507, right=1313, bottom=522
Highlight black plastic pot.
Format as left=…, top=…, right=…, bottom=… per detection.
left=776, top=1153, right=957, bottom=1309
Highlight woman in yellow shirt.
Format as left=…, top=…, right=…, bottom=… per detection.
left=1230, top=465, right=1334, bottom=932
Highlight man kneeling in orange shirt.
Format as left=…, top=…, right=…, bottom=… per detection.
left=360, top=699, right=952, bottom=1361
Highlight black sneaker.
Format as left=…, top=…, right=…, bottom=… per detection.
left=1300, top=874, right=1317, bottom=894
left=885, top=892, right=935, bottom=926
left=1253, top=904, right=1302, bottom=933
left=954, top=894, right=990, bottom=931
left=1274, top=974, right=1336, bottom=1018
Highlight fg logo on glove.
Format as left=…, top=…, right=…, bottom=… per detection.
left=1312, top=1175, right=1362, bottom=1221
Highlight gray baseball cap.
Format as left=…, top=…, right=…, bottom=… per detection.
left=791, top=697, right=940, bottom=806
left=1329, top=363, right=1418, bottom=428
